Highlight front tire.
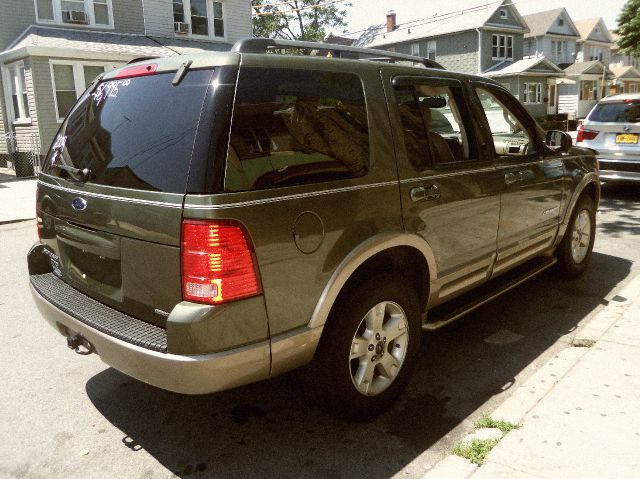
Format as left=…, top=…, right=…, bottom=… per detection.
left=556, top=195, right=596, bottom=278
left=313, top=278, right=422, bottom=421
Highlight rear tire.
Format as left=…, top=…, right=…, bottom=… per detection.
left=556, top=195, right=596, bottom=278
left=313, top=278, right=422, bottom=421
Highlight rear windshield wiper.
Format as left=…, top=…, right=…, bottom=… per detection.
left=50, top=150, right=91, bottom=182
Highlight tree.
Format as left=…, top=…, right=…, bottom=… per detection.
left=252, top=0, right=351, bottom=42
left=616, top=0, right=640, bottom=56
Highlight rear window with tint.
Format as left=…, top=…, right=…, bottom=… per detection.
left=43, top=70, right=213, bottom=193
left=224, top=68, right=369, bottom=192
left=589, top=101, right=640, bottom=123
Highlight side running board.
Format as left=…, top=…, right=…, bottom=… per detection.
left=423, top=256, right=557, bottom=331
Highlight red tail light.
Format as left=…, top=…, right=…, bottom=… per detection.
left=181, top=220, right=261, bottom=305
left=114, top=63, right=157, bottom=79
left=577, top=125, right=599, bottom=142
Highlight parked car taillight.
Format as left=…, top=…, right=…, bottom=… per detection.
left=181, top=220, right=261, bottom=305
left=577, top=125, right=599, bottom=142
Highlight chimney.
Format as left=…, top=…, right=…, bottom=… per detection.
left=386, top=10, right=396, bottom=33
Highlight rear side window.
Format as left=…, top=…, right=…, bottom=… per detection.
left=588, top=101, right=640, bottom=123
left=224, top=68, right=369, bottom=192
left=395, top=82, right=475, bottom=170
left=43, top=70, right=214, bottom=193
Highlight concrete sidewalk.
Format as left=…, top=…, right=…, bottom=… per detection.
left=426, top=272, right=640, bottom=479
left=0, top=167, right=37, bottom=224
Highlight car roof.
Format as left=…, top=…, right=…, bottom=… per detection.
left=599, top=93, right=640, bottom=103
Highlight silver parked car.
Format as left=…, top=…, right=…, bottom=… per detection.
left=576, top=93, right=640, bottom=182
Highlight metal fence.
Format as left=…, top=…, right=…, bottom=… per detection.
left=1, top=131, right=42, bottom=177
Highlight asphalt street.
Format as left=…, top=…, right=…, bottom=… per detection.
left=0, top=183, right=638, bottom=479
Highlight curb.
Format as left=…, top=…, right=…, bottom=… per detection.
left=0, top=218, right=35, bottom=226
left=423, top=271, right=640, bottom=479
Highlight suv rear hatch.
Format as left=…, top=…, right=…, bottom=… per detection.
left=37, top=59, right=237, bottom=327
left=583, top=98, right=640, bottom=158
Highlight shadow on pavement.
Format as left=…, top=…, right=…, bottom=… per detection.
left=86, top=252, right=632, bottom=479
left=598, top=183, right=640, bottom=238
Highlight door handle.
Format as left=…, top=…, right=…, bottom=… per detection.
left=504, top=171, right=523, bottom=185
left=410, top=184, right=440, bottom=202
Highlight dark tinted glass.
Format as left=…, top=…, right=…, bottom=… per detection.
left=43, top=70, right=213, bottom=193
left=589, top=101, right=640, bottom=123
left=225, top=67, right=369, bottom=192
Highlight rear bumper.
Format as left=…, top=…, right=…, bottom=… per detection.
left=597, top=158, right=640, bottom=183
left=30, top=282, right=272, bottom=395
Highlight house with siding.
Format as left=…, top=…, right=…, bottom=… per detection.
left=522, top=8, right=580, bottom=67
left=355, top=1, right=530, bottom=75
left=548, top=18, right=614, bottom=119
left=610, top=33, right=640, bottom=94
left=574, top=18, right=613, bottom=65
left=0, top=0, right=251, bottom=172
left=484, top=57, right=565, bottom=119
left=354, top=1, right=566, bottom=117
left=560, top=60, right=612, bottom=118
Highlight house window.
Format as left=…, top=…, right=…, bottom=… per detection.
left=492, top=34, right=513, bottom=60
left=426, top=40, right=436, bottom=61
left=589, top=47, right=604, bottom=62
left=558, top=18, right=564, bottom=27
left=6, top=63, right=31, bottom=122
left=500, top=8, right=508, bottom=19
left=580, top=80, right=597, bottom=101
left=551, top=40, right=569, bottom=62
left=523, top=83, right=542, bottom=104
left=51, top=61, right=114, bottom=120
left=409, top=41, right=435, bottom=60
left=34, top=0, right=113, bottom=27
left=173, top=0, right=224, bottom=37
left=36, top=0, right=55, bottom=19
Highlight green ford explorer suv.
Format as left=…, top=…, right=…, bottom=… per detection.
left=28, top=38, right=599, bottom=420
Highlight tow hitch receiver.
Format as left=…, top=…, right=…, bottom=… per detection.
left=66, top=334, right=95, bottom=355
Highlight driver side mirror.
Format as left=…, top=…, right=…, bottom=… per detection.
left=546, top=130, right=572, bottom=153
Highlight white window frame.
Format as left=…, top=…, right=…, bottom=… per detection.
left=551, top=40, right=569, bottom=63
left=492, top=34, right=514, bottom=60
left=426, top=40, right=436, bottom=61
left=34, top=0, right=114, bottom=28
left=173, top=0, right=226, bottom=40
left=50, top=60, right=117, bottom=122
left=499, top=8, right=508, bottom=19
left=2, top=62, right=31, bottom=124
left=589, top=46, right=604, bottom=62
left=523, top=82, right=542, bottom=104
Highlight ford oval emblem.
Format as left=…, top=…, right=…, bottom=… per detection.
left=72, top=197, right=87, bottom=212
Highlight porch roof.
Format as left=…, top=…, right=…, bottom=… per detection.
left=484, top=56, right=565, bottom=78
left=610, top=65, right=640, bottom=81
left=0, top=26, right=232, bottom=64
left=563, top=60, right=612, bottom=78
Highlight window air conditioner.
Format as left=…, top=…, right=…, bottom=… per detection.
left=62, top=10, right=88, bottom=24
left=174, top=22, right=190, bottom=34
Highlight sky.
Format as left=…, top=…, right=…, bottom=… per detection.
left=342, top=0, right=627, bottom=37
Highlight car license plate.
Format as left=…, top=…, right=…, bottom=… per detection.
left=616, top=133, right=639, bottom=144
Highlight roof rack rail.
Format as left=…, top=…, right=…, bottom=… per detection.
left=231, top=38, right=445, bottom=70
